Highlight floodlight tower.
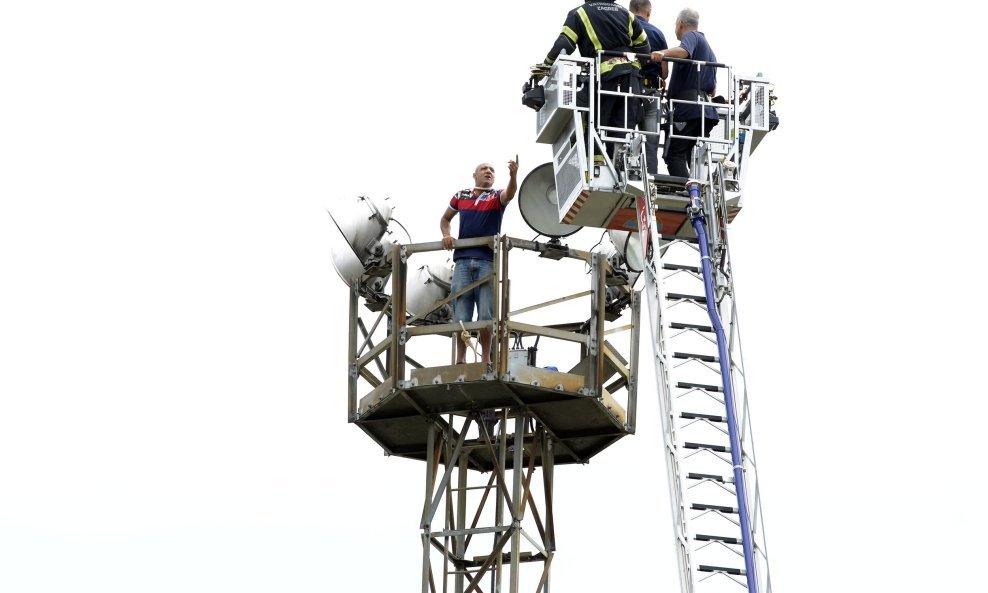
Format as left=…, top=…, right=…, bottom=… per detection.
left=523, top=52, right=779, bottom=593
left=332, top=50, right=777, bottom=593
left=331, top=195, right=642, bottom=592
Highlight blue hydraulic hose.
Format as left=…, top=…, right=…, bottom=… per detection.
left=688, top=182, right=758, bottom=592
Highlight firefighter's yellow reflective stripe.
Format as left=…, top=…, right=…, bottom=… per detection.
left=576, top=8, right=602, bottom=52
left=633, top=30, right=648, bottom=46
left=598, top=57, right=639, bottom=75
left=562, top=25, right=578, bottom=43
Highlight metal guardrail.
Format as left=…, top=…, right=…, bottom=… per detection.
left=346, top=235, right=640, bottom=430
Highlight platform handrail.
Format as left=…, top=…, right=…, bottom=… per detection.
left=589, top=52, right=739, bottom=163
left=346, top=234, right=641, bottom=427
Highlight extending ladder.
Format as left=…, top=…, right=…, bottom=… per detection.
left=638, top=169, right=773, bottom=593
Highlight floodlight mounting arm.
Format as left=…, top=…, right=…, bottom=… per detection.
left=361, top=195, right=390, bottom=228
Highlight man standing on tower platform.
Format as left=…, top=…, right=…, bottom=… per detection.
left=543, top=1, right=651, bottom=163
left=440, top=158, right=519, bottom=369
left=650, top=7, right=719, bottom=178
left=629, top=0, right=668, bottom=176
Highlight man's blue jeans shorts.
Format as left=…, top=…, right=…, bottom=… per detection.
left=451, top=257, right=494, bottom=323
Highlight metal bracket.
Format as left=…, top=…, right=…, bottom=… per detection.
left=537, top=240, right=570, bottom=260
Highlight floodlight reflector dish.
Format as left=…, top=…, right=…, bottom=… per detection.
left=519, top=162, right=582, bottom=238
left=329, top=224, right=365, bottom=286
left=328, top=195, right=394, bottom=261
left=608, top=230, right=644, bottom=273
left=327, top=195, right=395, bottom=286
left=407, top=258, right=454, bottom=321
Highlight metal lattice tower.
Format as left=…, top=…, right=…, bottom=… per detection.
left=345, top=238, right=641, bottom=592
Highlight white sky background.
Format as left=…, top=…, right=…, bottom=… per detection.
left=1, top=1, right=986, bottom=591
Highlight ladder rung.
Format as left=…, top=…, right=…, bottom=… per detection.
left=677, top=381, right=722, bottom=392
left=674, top=351, right=718, bottom=363
left=681, top=412, right=727, bottom=423
left=699, top=564, right=745, bottom=576
left=684, top=442, right=730, bottom=453
left=661, top=234, right=700, bottom=244
left=696, top=534, right=742, bottom=545
left=692, top=502, right=738, bottom=514
left=667, top=292, right=707, bottom=303
left=670, top=322, right=714, bottom=333
left=651, top=173, right=690, bottom=186
left=688, top=472, right=731, bottom=483
left=663, top=263, right=700, bottom=273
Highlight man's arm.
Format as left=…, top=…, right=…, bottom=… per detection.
left=546, top=33, right=577, bottom=65
left=500, top=156, right=519, bottom=206
left=654, top=30, right=701, bottom=63
left=651, top=46, right=689, bottom=62
left=441, top=208, right=457, bottom=250
left=545, top=12, right=579, bottom=65
left=653, top=46, right=715, bottom=94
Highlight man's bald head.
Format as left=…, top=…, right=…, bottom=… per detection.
left=473, top=163, right=495, bottom=189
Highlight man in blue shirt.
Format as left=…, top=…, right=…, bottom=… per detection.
left=629, top=0, right=668, bottom=176
left=440, top=157, right=518, bottom=366
left=651, top=8, right=719, bottom=178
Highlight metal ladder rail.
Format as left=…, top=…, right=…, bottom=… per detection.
left=713, top=204, right=774, bottom=593
left=701, top=141, right=772, bottom=592
left=638, top=180, right=695, bottom=593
